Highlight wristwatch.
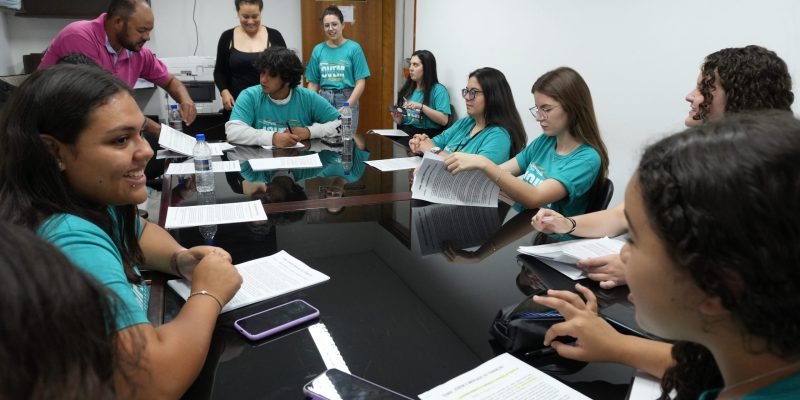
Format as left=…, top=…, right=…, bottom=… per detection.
left=429, top=146, right=442, bottom=154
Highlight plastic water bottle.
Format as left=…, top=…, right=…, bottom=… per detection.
left=339, top=102, right=353, bottom=173
left=341, top=137, right=353, bottom=174
left=340, top=101, right=353, bottom=141
left=197, top=190, right=217, bottom=245
left=168, top=104, right=182, bottom=130
left=193, top=133, right=215, bottom=192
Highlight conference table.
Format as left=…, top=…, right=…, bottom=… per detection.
left=155, top=134, right=642, bottom=400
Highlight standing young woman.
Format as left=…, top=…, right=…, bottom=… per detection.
left=535, top=112, right=800, bottom=399
left=0, top=64, right=242, bottom=399
left=392, top=49, right=451, bottom=137
left=409, top=67, right=526, bottom=165
left=445, top=67, right=609, bottom=215
left=305, top=5, right=370, bottom=134
left=214, top=0, right=287, bottom=119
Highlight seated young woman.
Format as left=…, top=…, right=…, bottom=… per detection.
left=534, top=111, right=800, bottom=399
left=532, top=45, right=794, bottom=289
left=408, top=67, right=526, bottom=165
left=0, top=64, right=243, bottom=399
left=444, top=67, right=609, bottom=214
left=391, top=49, right=451, bottom=137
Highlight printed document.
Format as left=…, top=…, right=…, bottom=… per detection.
left=517, top=237, right=625, bottom=264
left=412, top=154, right=499, bottom=207
left=249, top=154, right=323, bottom=171
left=168, top=250, right=330, bottom=313
left=368, top=129, right=409, bottom=137
left=365, top=156, right=422, bottom=171
left=164, top=200, right=267, bottom=229
left=419, top=352, right=590, bottom=400
left=158, top=124, right=234, bottom=156
left=262, top=142, right=305, bottom=150
left=165, top=160, right=241, bottom=175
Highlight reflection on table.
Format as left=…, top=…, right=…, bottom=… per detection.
left=157, top=135, right=638, bottom=400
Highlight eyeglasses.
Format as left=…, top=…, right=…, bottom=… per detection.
left=529, top=105, right=560, bottom=120
left=461, top=88, right=484, bottom=101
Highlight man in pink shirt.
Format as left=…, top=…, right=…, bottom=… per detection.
left=39, top=0, right=196, bottom=136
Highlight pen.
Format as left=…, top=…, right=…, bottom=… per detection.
left=286, top=122, right=294, bottom=135
left=524, top=347, right=556, bottom=358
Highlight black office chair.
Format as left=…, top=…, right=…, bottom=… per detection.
left=583, top=178, right=614, bottom=214
left=445, top=104, right=457, bottom=128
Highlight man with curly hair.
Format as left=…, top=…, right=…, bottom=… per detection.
left=225, top=47, right=341, bottom=147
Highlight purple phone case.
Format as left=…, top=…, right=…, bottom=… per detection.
left=233, top=299, right=319, bottom=341
left=302, top=369, right=412, bottom=400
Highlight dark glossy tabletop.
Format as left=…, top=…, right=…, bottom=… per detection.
left=159, top=135, right=638, bottom=400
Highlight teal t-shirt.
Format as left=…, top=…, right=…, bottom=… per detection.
left=230, top=85, right=341, bottom=131
left=514, top=134, right=600, bottom=215
left=38, top=209, right=149, bottom=332
left=699, top=371, right=800, bottom=399
left=241, top=147, right=371, bottom=184
left=432, top=116, right=512, bottom=165
left=402, top=83, right=451, bottom=130
left=305, top=40, right=371, bottom=90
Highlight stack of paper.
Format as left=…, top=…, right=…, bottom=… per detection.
left=164, top=160, right=241, bottom=175
left=164, top=200, right=268, bottom=229
left=419, top=353, right=590, bottom=399
left=168, top=250, right=330, bottom=313
left=517, top=237, right=625, bottom=280
left=158, top=124, right=235, bottom=156
left=411, top=154, right=499, bottom=207
left=249, top=154, right=323, bottom=171
left=364, top=156, right=422, bottom=172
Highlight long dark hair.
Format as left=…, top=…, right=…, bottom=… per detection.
left=695, top=45, right=793, bottom=122
left=0, top=64, right=145, bottom=284
left=637, top=111, right=800, bottom=399
left=397, top=50, right=441, bottom=107
left=0, top=222, right=118, bottom=399
left=469, top=67, right=526, bottom=155
left=532, top=67, right=609, bottom=191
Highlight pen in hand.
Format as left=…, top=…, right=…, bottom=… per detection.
left=286, top=122, right=294, bottom=135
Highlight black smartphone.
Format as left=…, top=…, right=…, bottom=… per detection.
left=303, top=368, right=412, bottom=400
left=233, top=300, right=319, bottom=341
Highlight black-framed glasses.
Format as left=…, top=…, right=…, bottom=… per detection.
left=461, top=88, right=484, bottom=101
left=529, top=105, right=560, bottom=120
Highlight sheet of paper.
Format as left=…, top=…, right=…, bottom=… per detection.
left=364, top=156, right=422, bottom=172
left=368, top=129, right=409, bottom=137
left=261, top=142, right=305, bottom=150
left=164, top=200, right=267, bottom=229
left=209, top=142, right=235, bottom=153
left=248, top=154, right=323, bottom=171
left=413, top=204, right=501, bottom=256
left=412, top=154, right=499, bottom=207
left=158, top=124, right=225, bottom=156
left=517, top=237, right=625, bottom=264
left=164, top=160, right=241, bottom=175
left=168, top=250, right=330, bottom=313
left=628, top=370, right=665, bottom=400
left=419, top=353, right=590, bottom=400
left=538, top=258, right=587, bottom=280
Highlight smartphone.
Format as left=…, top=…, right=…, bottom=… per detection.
left=303, top=368, right=412, bottom=400
left=233, top=299, right=319, bottom=341
left=387, top=104, right=406, bottom=113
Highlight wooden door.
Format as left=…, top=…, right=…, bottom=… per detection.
left=301, top=0, right=395, bottom=134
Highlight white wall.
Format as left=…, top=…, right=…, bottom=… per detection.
left=417, top=0, right=800, bottom=206
left=1, top=0, right=301, bottom=75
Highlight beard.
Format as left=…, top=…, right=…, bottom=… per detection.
left=117, top=22, right=146, bottom=52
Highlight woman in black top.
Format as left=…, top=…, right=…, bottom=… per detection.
left=214, top=0, right=286, bottom=118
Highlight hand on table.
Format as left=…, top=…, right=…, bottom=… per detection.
left=532, top=283, right=626, bottom=362
left=578, top=254, right=627, bottom=289
left=531, top=208, right=573, bottom=234
left=175, top=246, right=232, bottom=281
left=190, top=251, right=242, bottom=307
left=409, top=133, right=433, bottom=154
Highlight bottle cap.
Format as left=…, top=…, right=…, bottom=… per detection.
left=343, top=101, right=350, bottom=107
left=170, top=104, right=177, bottom=109
left=195, top=133, right=205, bottom=141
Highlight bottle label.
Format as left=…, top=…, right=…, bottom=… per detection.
left=194, top=159, right=211, bottom=172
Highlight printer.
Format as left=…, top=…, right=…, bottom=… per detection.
left=159, top=56, right=223, bottom=115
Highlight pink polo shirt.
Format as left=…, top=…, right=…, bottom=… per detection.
left=38, top=13, right=171, bottom=88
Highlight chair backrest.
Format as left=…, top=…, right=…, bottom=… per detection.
left=445, top=104, right=457, bottom=128
left=583, top=178, right=614, bottom=214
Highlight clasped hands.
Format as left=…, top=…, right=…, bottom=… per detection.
left=174, top=245, right=233, bottom=281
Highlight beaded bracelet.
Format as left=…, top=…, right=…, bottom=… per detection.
left=187, top=290, right=223, bottom=311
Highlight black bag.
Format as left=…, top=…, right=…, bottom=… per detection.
left=489, top=298, right=564, bottom=354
